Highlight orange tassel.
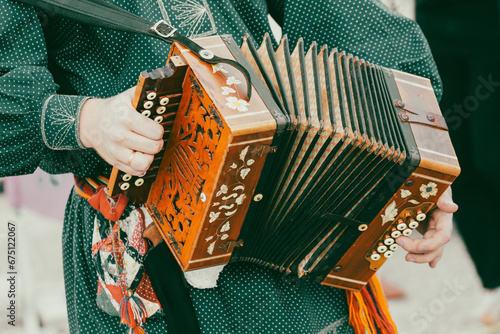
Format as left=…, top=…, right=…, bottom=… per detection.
left=346, top=275, right=397, bottom=334
left=120, top=290, right=147, bottom=334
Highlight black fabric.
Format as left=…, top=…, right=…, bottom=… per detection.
left=417, top=0, right=500, bottom=289
left=145, top=242, right=202, bottom=334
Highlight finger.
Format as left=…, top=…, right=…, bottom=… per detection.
left=127, top=109, right=164, bottom=141
left=405, top=250, right=443, bottom=266
left=112, top=160, right=146, bottom=177
left=126, top=151, right=154, bottom=174
left=436, top=187, right=458, bottom=213
left=429, top=257, right=442, bottom=268
left=124, top=132, right=164, bottom=155
left=397, top=221, right=451, bottom=253
left=111, top=147, right=155, bottom=176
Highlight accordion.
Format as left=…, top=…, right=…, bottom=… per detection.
left=108, top=34, right=460, bottom=291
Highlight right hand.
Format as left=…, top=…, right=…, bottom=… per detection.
left=79, top=87, right=164, bottom=176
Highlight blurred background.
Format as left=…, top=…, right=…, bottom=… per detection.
left=1, top=0, right=500, bottom=333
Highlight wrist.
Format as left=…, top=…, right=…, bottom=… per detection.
left=79, top=98, right=100, bottom=148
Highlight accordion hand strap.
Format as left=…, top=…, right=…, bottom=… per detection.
left=15, top=0, right=252, bottom=99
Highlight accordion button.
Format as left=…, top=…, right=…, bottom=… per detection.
left=384, top=237, right=395, bottom=246
left=253, top=194, right=263, bottom=202
left=160, top=97, right=170, bottom=105
left=377, top=245, right=388, bottom=253
left=120, top=182, right=130, bottom=191
left=143, top=101, right=154, bottom=109
left=200, top=193, right=207, bottom=202
left=384, top=251, right=394, bottom=258
left=416, top=211, right=427, bottom=221
left=142, top=110, right=151, bottom=117
left=403, top=229, right=413, bottom=236
left=408, top=219, right=419, bottom=229
left=390, top=244, right=399, bottom=251
left=157, top=106, right=166, bottom=114
left=147, top=91, right=157, bottom=100
left=370, top=253, right=381, bottom=261
left=358, top=224, right=368, bottom=231
left=397, top=221, right=407, bottom=231
left=154, top=116, right=163, bottom=123
left=122, top=174, right=132, bottom=182
left=391, top=230, right=402, bottom=238
left=135, top=178, right=144, bottom=187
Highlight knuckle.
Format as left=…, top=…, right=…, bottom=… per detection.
left=155, top=140, right=164, bottom=153
left=120, top=112, right=134, bottom=127
left=155, top=124, right=164, bottom=139
left=136, top=153, right=154, bottom=171
left=111, top=130, right=126, bottom=143
left=110, top=158, right=119, bottom=168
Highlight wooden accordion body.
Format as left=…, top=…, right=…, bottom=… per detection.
left=108, top=35, right=460, bottom=291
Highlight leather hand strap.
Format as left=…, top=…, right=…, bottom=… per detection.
left=16, top=0, right=252, bottom=99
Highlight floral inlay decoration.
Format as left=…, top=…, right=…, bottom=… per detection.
left=205, top=145, right=255, bottom=254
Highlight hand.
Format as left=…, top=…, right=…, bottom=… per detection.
left=79, top=87, right=164, bottom=176
left=396, top=187, right=458, bottom=268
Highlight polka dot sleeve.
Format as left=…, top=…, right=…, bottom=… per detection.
left=0, top=1, right=90, bottom=177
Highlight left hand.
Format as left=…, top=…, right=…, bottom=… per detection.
left=395, top=187, right=458, bottom=268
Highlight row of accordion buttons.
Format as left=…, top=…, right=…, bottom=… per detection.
left=119, top=90, right=171, bottom=192
left=369, top=211, right=426, bottom=261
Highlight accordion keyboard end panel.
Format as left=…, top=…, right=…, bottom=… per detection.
left=321, top=71, right=460, bottom=291
left=107, top=58, right=188, bottom=204
left=321, top=168, right=456, bottom=291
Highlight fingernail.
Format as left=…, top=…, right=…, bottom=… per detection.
left=397, top=239, right=404, bottom=246
left=408, top=257, right=415, bottom=263
left=419, top=244, right=427, bottom=251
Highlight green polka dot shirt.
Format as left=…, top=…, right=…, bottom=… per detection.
left=0, top=0, right=441, bottom=333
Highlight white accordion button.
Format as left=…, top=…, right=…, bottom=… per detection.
left=370, top=253, right=381, bottom=261
left=142, top=110, right=151, bottom=117
left=358, top=224, right=368, bottom=232
left=397, top=221, right=407, bottom=231
left=160, top=97, right=170, bottom=105
left=384, top=237, right=395, bottom=246
left=134, top=178, right=144, bottom=187
left=391, top=230, right=402, bottom=238
left=157, top=106, right=166, bottom=114
left=120, top=182, right=130, bottom=191
left=416, top=211, right=427, bottom=221
left=390, top=244, right=399, bottom=251
left=377, top=245, right=388, bottom=253
left=122, top=174, right=132, bottom=182
left=143, top=101, right=154, bottom=109
left=253, top=194, right=263, bottom=202
left=147, top=91, right=157, bottom=100
left=403, top=229, right=413, bottom=236
left=408, top=219, right=419, bottom=229
left=384, top=251, right=394, bottom=258
left=154, top=116, right=163, bottom=123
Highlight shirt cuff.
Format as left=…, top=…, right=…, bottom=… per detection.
left=41, top=94, right=91, bottom=150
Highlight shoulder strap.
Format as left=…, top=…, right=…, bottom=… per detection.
left=16, top=0, right=252, bottom=99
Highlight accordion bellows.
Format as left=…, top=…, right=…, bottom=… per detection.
left=108, top=34, right=459, bottom=291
